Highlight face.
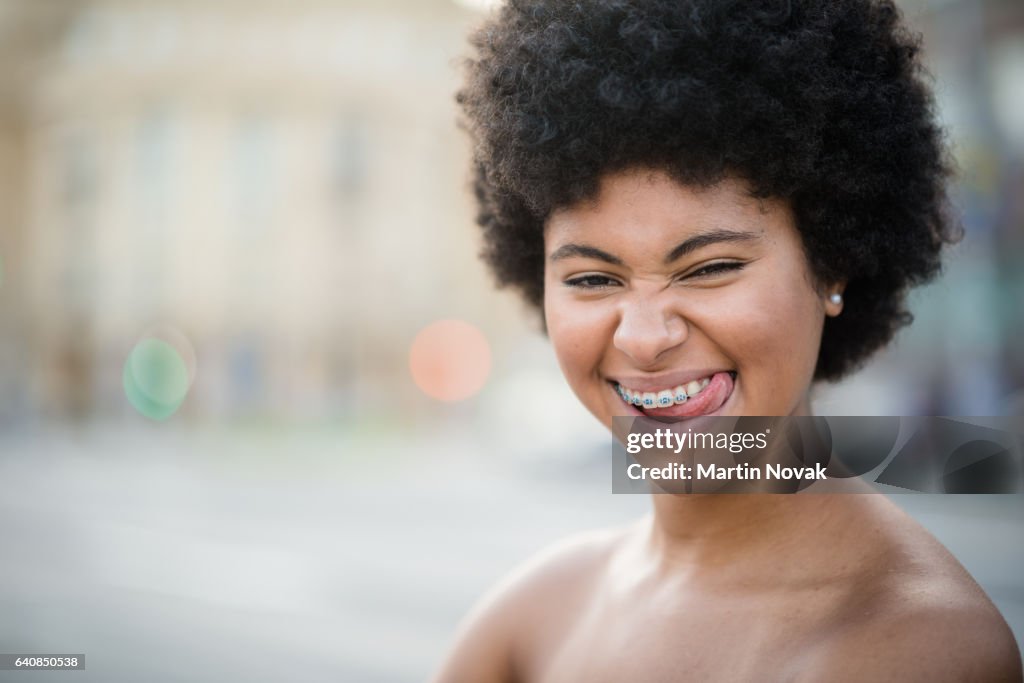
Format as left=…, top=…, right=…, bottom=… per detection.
left=543, top=169, right=842, bottom=428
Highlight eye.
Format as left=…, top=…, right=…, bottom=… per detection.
left=685, top=261, right=746, bottom=279
left=564, top=274, right=620, bottom=289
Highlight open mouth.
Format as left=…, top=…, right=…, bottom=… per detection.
left=611, top=371, right=736, bottom=418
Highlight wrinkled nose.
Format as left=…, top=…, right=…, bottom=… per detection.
left=612, top=294, right=688, bottom=367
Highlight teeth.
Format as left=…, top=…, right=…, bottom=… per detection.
left=616, top=375, right=719, bottom=410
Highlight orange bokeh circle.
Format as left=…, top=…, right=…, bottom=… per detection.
left=409, top=319, right=491, bottom=402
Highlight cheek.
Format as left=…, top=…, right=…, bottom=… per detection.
left=544, top=291, right=614, bottom=382
left=744, top=276, right=824, bottom=381
left=690, top=272, right=824, bottom=382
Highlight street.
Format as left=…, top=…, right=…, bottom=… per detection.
left=0, top=424, right=1020, bottom=682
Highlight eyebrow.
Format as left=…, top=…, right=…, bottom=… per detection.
left=663, top=229, right=761, bottom=264
left=547, top=243, right=625, bottom=266
left=547, top=229, right=761, bottom=266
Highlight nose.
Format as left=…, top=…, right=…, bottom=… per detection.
left=612, top=293, right=688, bottom=367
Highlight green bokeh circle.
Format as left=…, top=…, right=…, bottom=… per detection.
left=123, top=339, right=189, bottom=420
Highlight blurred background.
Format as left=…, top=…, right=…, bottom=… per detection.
left=0, top=0, right=1021, bottom=680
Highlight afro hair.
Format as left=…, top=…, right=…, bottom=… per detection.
left=457, top=0, right=959, bottom=381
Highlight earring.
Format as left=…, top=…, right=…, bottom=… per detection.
left=828, top=293, right=843, bottom=305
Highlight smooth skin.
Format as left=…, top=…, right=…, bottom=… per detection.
left=432, top=169, right=1021, bottom=682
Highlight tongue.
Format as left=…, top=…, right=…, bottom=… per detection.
left=641, top=371, right=734, bottom=417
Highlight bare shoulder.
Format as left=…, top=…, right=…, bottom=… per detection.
left=430, top=523, right=633, bottom=683
left=799, top=527, right=1022, bottom=682
left=803, top=582, right=1021, bottom=681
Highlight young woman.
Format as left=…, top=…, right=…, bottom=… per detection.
left=435, top=1, right=1022, bottom=680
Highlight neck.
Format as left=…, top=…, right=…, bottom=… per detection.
left=647, top=494, right=831, bottom=559
left=644, top=390, right=830, bottom=567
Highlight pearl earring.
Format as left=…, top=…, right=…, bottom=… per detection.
left=828, top=293, right=843, bottom=305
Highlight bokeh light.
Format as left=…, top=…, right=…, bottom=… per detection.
left=409, top=319, right=491, bottom=402
left=123, top=332, right=194, bottom=420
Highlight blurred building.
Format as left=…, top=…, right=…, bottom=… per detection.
left=0, top=0, right=524, bottom=423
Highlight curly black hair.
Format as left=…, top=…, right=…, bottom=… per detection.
left=457, top=0, right=959, bottom=381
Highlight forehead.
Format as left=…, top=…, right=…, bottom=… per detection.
left=544, top=169, right=787, bottom=252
